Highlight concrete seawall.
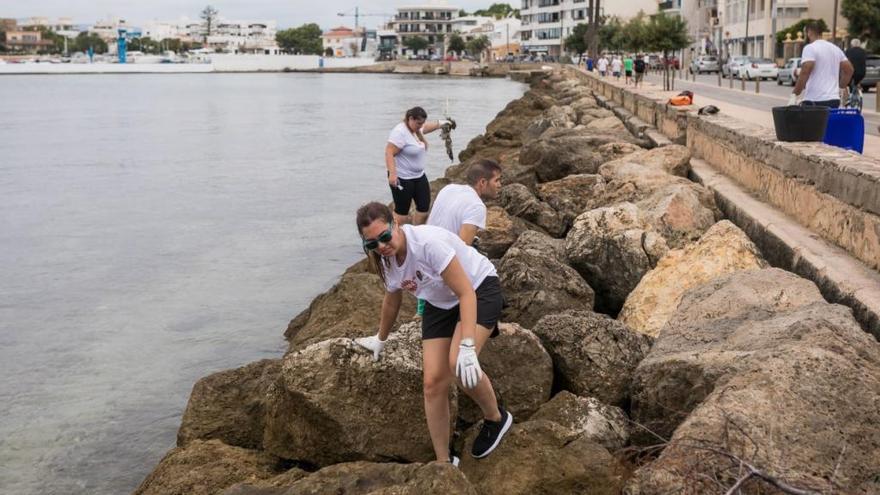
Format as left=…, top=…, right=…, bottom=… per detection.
left=569, top=67, right=880, bottom=337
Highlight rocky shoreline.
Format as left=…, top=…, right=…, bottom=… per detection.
left=134, top=69, right=880, bottom=495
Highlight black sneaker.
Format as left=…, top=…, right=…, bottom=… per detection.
left=471, top=408, right=513, bottom=459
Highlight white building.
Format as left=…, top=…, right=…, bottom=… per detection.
left=142, top=19, right=190, bottom=41
left=323, top=26, right=364, bottom=57
left=450, top=15, right=495, bottom=33
left=519, top=0, right=658, bottom=57
left=205, top=20, right=278, bottom=53
left=391, top=2, right=459, bottom=57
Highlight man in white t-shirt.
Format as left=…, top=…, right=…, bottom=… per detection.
left=428, top=159, right=502, bottom=246
left=597, top=56, right=609, bottom=77
left=792, top=22, right=854, bottom=108
left=611, top=56, right=622, bottom=79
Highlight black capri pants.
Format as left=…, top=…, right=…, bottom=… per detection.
left=390, top=173, right=431, bottom=216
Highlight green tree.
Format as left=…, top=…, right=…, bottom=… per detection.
left=276, top=23, right=323, bottom=54
left=645, top=13, right=690, bottom=90
left=448, top=33, right=466, bottom=54
left=466, top=35, right=491, bottom=57
left=71, top=32, right=108, bottom=54
left=842, top=0, right=879, bottom=51
left=564, top=23, right=590, bottom=55
left=622, top=11, right=649, bottom=53
left=473, top=3, right=520, bottom=19
left=598, top=16, right=625, bottom=53
left=32, top=26, right=65, bottom=54
left=129, top=36, right=163, bottom=54
left=402, top=35, right=429, bottom=54
left=200, top=5, right=219, bottom=44
left=774, top=18, right=828, bottom=44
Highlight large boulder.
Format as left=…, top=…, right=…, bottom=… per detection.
left=263, top=322, right=453, bottom=466
left=628, top=269, right=880, bottom=493
left=134, top=440, right=284, bottom=495
left=479, top=206, right=530, bottom=260
left=523, top=105, right=576, bottom=141
left=585, top=116, right=629, bottom=134
left=602, top=144, right=692, bottom=178
left=565, top=202, right=669, bottom=314
left=500, top=183, right=565, bottom=237
left=458, top=322, right=553, bottom=423
left=497, top=231, right=594, bottom=328
left=531, top=310, right=652, bottom=406
left=536, top=174, right=607, bottom=228
left=458, top=420, right=625, bottom=495
left=619, top=220, right=767, bottom=337
left=635, top=183, right=718, bottom=248
left=284, top=258, right=417, bottom=351
left=519, top=128, right=639, bottom=182
left=177, top=359, right=280, bottom=450
left=529, top=391, right=629, bottom=451
left=223, top=461, right=476, bottom=495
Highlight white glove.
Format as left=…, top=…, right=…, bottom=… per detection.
left=456, top=338, right=483, bottom=389
left=438, top=118, right=454, bottom=128
left=787, top=93, right=797, bottom=106
left=354, top=333, right=386, bottom=362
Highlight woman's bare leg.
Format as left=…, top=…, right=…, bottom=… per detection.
left=449, top=322, right=502, bottom=422
left=422, top=337, right=454, bottom=461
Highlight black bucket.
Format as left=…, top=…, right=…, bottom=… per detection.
left=772, top=105, right=830, bottom=142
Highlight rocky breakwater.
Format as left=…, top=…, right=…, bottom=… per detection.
left=135, top=70, right=880, bottom=495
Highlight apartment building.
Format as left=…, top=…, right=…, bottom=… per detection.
left=519, top=0, right=656, bottom=56
left=391, top=3, right=459, bottom=56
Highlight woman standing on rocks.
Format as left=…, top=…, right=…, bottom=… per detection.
left=385, top=107, right=452, bottom=226
left=353, top=201, right=513, bottom=466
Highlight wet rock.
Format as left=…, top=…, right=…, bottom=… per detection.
left=178, top=359, right=281, bottom=450
left=458, top=322, right=553, bottom=423
left=619, top=221, right=767, bottom=337
left=565, top=202, right=669, bottom=314
left=479, top=206, right=531, bottom=259
left=519, top=128, right=639, bottom=182
left=284, top=258, right=416, bottom=351
left=500, top=183, right=565, bottom=237
left=498, top=231, right=594, bottom=328
left=134, top=439, right=283, bottom=495
left=531, top=310, right=652, bottom=406
left=536, top=174, right=607, bottom=228
left=264, top=322, right=453, bottom=466
left=459, top=420, right=625, bottom=495
left=529, top=391, right=629, bottom=451
left=628, top=269, right=880, bottom=493
left=223, top=461, right=476, bottom=495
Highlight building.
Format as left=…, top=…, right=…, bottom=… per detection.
left=519, top=0, right=657, bottom=57
left=717, top=0, right=848, bottom=60
left=142, top=19, right=190, bottom=41
left=4, top=29, right=54, bottom=53
left=323, top=26, right=364, bottom=57
left=391, top=2, right=459, bottom=57
left=205, top=20, right=278, bottom=53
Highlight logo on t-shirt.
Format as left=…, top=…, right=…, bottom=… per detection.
left=401, top=279, right=418, bottom=292
left=416, top=270, right=423, bottom=281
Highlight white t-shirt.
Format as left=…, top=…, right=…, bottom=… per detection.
left=611, top=58, right=622, bottom=72
left=388, top=122, right=428, bottom=180
left=427, top=184, right=486, bottom=237
left=801, top=39, right=847, bottom=102
left=597, top=58, right=608, bottom=72
left=384, top=224, right=497, bottom=309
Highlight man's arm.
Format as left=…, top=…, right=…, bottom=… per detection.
left=458, top=224, right=479, bottom=246
left=793, top=61, right=814, bottom=96
left=839, top=59, right=854, bottom=88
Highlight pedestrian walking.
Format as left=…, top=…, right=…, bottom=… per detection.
left=624, top=54, right=634, bottom=85
left=597, top=55, right=608, bottom=77
left=633, top=54, right=646, bottom=88
left=385, top=107, right=453, bottom=226
left=790, top=22, right=854, bottom=108
left=845, top=39, right=867, bottom=95
left=586, top=55, right=594, bottom=72
left=611, top=56, right=622, bottom=80
left=354, top=202, right=512, bottom=467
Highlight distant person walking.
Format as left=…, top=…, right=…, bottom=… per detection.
left=845, top=38, right=867, bottom=94
left=633, top=54, right=646, bottom=88
left=586, top=56, right=594, bottom=72
left=597, top=55, right=608, bottom=77
left=611, top=56, right=623, bottom=80
left=385, top=107, right=453, bottom=226
left=354, top=202, right=512, bottom=466
left=624, top=55, right=634, bottom=84
left=791, top=22, right=854, bottom=108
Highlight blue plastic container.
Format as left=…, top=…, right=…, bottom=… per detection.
left=823, top=108, right=864, bottom=153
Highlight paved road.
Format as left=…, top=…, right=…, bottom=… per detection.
left=645, top=71, right=880, bottom=137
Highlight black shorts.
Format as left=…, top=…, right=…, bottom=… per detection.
left=422, top=276, right=503, bottom=340
left=390, top=173, right=430, bottom=216
left=625, top=70, right=632, bottom=77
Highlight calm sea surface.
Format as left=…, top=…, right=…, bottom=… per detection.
left=0, top=73, right=525, bottom=494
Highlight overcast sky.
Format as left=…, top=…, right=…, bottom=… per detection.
left=3, top=0, right=499, bottom=30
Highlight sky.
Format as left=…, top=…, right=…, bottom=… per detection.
left=2, top=0, right=499, bottom=30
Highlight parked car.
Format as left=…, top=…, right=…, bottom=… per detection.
left=860, top=55, right=880, bottom=92
left=689, top=55, right=720, bottom=74
left=662, top=55, right=680, bottom=69
left=777, top=57, right=802, bottom=86
left=740, top=57, right=778, bottom=80
left=722, top=55, right=749, bottom=78
left=647, top=54, right=662, bottom=70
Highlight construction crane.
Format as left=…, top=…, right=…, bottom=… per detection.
left=336, top=7, right=393, bottom=29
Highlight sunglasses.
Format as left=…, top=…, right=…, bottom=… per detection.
left=362, top=223, right=394, bottom=251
